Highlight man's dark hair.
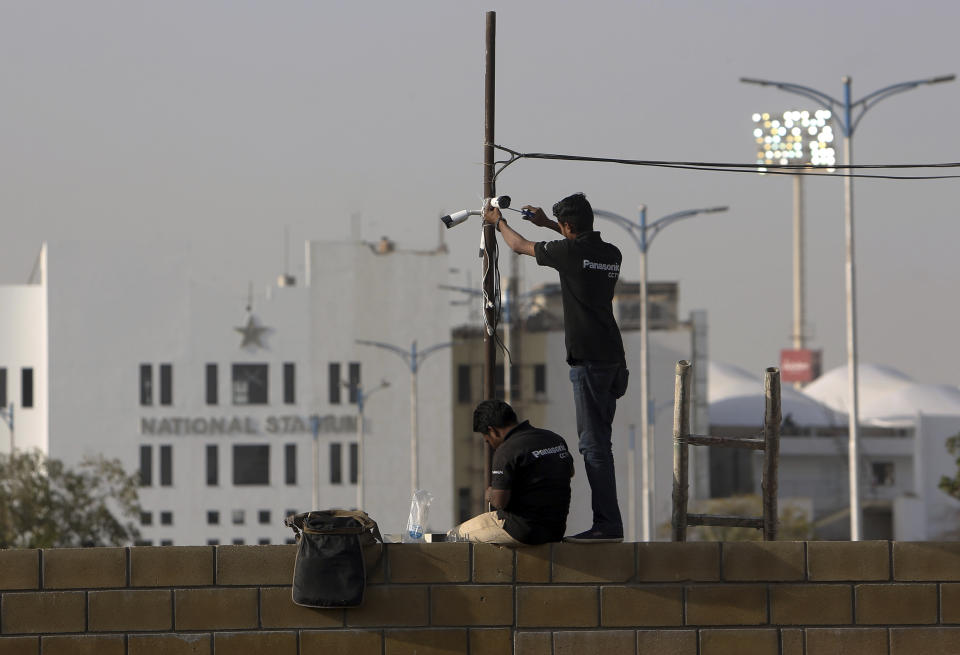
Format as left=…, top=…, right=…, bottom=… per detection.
left=552, top=192, right=594, bottom=233
left=473, top=399, right=518, bottom=434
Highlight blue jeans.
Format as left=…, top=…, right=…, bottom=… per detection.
left=569, top=362, right=627, bottom=536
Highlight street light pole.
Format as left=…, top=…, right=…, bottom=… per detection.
left=356, top=339, right=452, bottom=497
left=740, top=72, right=955, bottom=540
left=595, top=205, right=728, bottom=542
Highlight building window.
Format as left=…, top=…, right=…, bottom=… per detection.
left=534, top=364, right=547, bottom=395
left=283, top=363, right=295, bottom=404
left=207, top=510, right=219, bottom=525
left=348, top=362, right=361, bottom=404
left=206, top=445, right=218, bottom=486
left=159, top=445, right=173, bottom=486
left=285, top=508, right=297, bottom=520
left=872, top=462, right=895, bottom=486
left=232, top=364, right=268, bottom=405
left=21, top=368, right=33, bottom=408
left=328, top=363, right=341, bottom=404
left=232, top=510, right=245, bottom=525
left=285, top=538, right=296, bottom=545
left=258, top=538, right=271, bottom=545
left=160, top=511, right=173, bottom=526
left=284, top=444, right=296, bottom=485
left=330, top=443, right=342, bottom=484
left=159, top=364, right=172, bottom=406
left=134, top=540, right=153, bottom=547
left=494, top=364, right=519, bottom=401
left=258, top=510, right=271, bottom=525
left=207, top=539, right=220, bottom=545
left=457, top=364, right=471, bottom=403
left=233, top=445, right=270, bottom=485
left=349, top=443, right=358, bottom=484
left=206, top=364, right=218, bottom=405
left=139, top=446, right=152, bottom=487
left=140, top=512, right=153, bottom=526
left=140, top=364, right=152, bottom=406
left=232, top=538, right=245, bottom=545
left=0, top=368, right=7, bottom=407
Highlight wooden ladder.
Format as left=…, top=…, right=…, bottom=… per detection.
left=671, top=360, right=781, bottom=541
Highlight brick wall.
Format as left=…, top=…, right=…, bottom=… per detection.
left=2, top=541, right=960, bottom=654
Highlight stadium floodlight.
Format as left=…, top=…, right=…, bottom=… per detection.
left=752, top=109, right=835, bottom=170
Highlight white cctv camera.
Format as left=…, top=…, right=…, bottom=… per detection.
left=440, top=209, right=480, bottom=229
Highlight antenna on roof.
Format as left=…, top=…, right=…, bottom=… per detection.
left=277, top=225, right=296, bottom=287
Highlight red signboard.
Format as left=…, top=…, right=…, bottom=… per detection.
left=780, top=349, right=822, bottom=383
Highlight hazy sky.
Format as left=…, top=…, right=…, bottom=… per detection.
left=2, top=0, right=959, bottom=386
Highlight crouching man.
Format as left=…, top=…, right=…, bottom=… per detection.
left=453, top=399, right=574, bottom=545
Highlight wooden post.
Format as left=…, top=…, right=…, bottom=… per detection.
left=481, top=11, right=497, bottom=498
left=762, top=366, right=781, bottom=541
left=671, top=360, right=692, bottom=541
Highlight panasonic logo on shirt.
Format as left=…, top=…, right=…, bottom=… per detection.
left=583, top=259, right=620, bottom=278
left=531, top=445, right=568, bottom=459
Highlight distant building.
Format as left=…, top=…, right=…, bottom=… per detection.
left=0, top=238, right=452, bottom=544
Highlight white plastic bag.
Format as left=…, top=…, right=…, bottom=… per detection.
left=402, top=489, right=434, bottom=543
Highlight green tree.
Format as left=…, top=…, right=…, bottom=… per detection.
left=939, top=432, right=960, bottom=501
left=0, top=450, right=141, bottom=548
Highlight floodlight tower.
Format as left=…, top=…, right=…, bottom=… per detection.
left=750, top=109, right=836, bottom=386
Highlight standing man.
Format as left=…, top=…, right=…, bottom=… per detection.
left=454, top=400, right=574, bottom=545
left=484, top=193, right=628, bottom=542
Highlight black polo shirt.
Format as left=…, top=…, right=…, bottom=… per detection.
left=491, top=421, right=574, bottom=544
left=534, top=231, right=625, bottom=364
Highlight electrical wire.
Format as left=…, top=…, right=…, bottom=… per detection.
left=491, top=144, right=960, bottom=181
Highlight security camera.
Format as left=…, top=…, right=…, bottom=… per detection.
left=440, top=209, right=480, bottom=229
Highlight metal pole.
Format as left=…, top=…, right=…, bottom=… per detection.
left=843, top=75, right=862, bottom=541
left=410, top=342, right=419, bottom=496
left=638, top=205, right=652, bottom=542
left=792, top=175, right=805, bottom=352
left=671, top=360, right=691, bottom=542
left=310, top=414, right=320, bottom=509
left=762, top=367, right=782, bottom=541
left=482, top=11, right=497, bottom=500
left=627, top=424, right=636, bottom=542
left=357, top=391, right=365, bottom=510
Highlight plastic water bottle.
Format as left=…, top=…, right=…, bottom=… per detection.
left=402, top=489, right=433, bottom=543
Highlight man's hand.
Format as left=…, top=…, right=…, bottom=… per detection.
left=483, top=203, right=502, bottom=226
left=521, top=205, right=550, bottom=227
left=485, top=486, right=511, bottom=509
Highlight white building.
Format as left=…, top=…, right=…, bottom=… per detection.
left=1, top=238, right=452, bottom=544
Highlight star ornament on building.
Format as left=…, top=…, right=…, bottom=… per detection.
left=235, top=315, right=270, bottom=350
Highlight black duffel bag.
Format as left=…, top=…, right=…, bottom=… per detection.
left=284, top=509, right=384, bottom=608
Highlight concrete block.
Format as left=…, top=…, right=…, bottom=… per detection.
left=345, top=585, right=429, bottom=627
left=805, top=628, right=888, bottom=654
left=130, top=546, right=213, bottom=587
left=300, top=630, right=382, bottom=655
left=216, top=544, right=296, bottom=585
left=722, top=542, right=805, bottom=582
left=431, top=585, right=513, bottom=626
left=890, top=627, right=960, bottom=655
left=88, top=589, right=172, bottom=631
left=0, top=551, right=39, bottom=590
left=383, top=628, right=468, bottom=654
left=781, top=628, right=804, bottom=655
left=636, top=542, right=720, bottom=582
left=1, top=591, right=85, bottom=633
left=212, top=631, right=297, bottom=655
left=943, top=583, right=960, bottom=623
left=699, top=629, right=778, bottom=655
left=42, top=548, right=126, bottom=589
left=600, top=585, right=683, bottom=627
left=808, top=541, right=889, bottom=581
left=770, top=584, right=852, bottom=625
left=855, top=583, right=937, bottom=624
left=554, top=630, right=634, bottom=655
left=387, top=543, right=470, bottom=583
left=173, top=588, right=258, bottom=631
left=473, top=544, right=514, bottom=583
left=127, top=633, right=212, bottom=655
left=894, top=542, right=960, bottom=581
left=635, top=630, right=697, bottom=655
left=517, top=586, right=598, bottom=628
left=259, top=587, right=345, bottom=628
left=0, top=636, right=38, bottom=655
left=552, top=543, right=635, bottom=583
left=469, top=628, right=512, bottom=655
left=39, top=635, right=124, bottom=655
left=516, top=545, right=551, bottom=583
left=685, top=584, right=767, bottom=626
left=514, top=631, right=552, bottom=655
